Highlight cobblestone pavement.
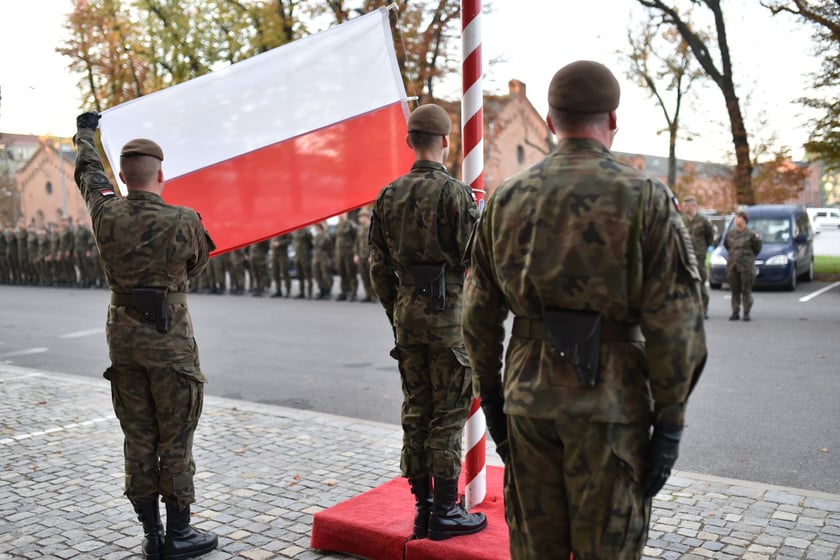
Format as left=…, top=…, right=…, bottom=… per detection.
left=1, top=364, right=839, bottom=560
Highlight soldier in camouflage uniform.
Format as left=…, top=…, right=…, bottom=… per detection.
left=334, top=212, right=358, bottom=301
left=15, top=223, right=28, bottom=284
left=0, top=226, right=8, bottom=284
left=312, top=221, right=334, bottom=299
left=370, top=103, right=486, bottom=541
left=292, top=226, right=314, bottom=299
left=228, top=248, right=247, bottom=295
left=354, top=209, right=375, bottom=302
left=74, top=112, right=218, bottom=560
left=248, top=239, right=270, bottom=296
left=682, top=197, right=716, bottom=319
left=59, top=217, right=77, bottom=286
left=74, top=219, right=96, bottom=288
left=270, top=233, right=293, bottom=297
left=461, top=61, right=707, bottom=560
left=724, top=210, right=762, bottom=321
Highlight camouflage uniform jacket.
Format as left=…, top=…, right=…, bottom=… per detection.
left=355, top=221, right=371, bottom=260
left=334, top=220, right=357, bottom=256
left=724, top=227, right=762, bottom=274
left=73, top=128, right=214, bottom=370
left=292, top=228, right=313, bottom=257
left=462, top=138, right=707, bottom=428
left=369, top=160, right=478, bottom=338
left=683, top=213, right=715, bottom=266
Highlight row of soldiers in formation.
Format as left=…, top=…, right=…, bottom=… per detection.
left=1, top=217, right=106, bottom=288
left=1, top=211, right=376, bottom=302
left=192, top=211, right=375, bottom=301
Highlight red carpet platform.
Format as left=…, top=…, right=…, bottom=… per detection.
left=311, top=465, right=508, bottom=560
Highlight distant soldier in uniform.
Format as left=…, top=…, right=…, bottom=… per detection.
left=682, top=197, right=716, bottom=319
left=724, top=210, right=762, bottom=321
left=209, top=253, right=228, bottom=294
left=60, top=217, right=77, bottom=286
left=6, top=224, right=21, bottom=284
left=15, top=223, right=29, bottom=284
left=354, top=209, right=375, bottom=302
left=74, top=112, right=218, bottom=560
left=74, top=219, right=96, bottom=288
left=462, top=61, right=707, bottom=560
left=292, top=226, right=314, bottom=299
left=228, top=248, right=246, bottom=295
left=249, top=239, right=270, bottom=296
left=334, top=212, right=358, bottom=301
left=0, top=225, right=8, bottom=284
left=369, top=103, right=486, bottom=541
left=27, top=224, right=41, bottom=285
left=311, top=222, right=334, bottom=299
left=270, top=233, right=293, bottom=297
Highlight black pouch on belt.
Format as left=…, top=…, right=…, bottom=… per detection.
left=131, top=287, right=171, bottom=334
left=409, top=263, right=446, bottom=311
left=543, top=308, right=602, bottom=387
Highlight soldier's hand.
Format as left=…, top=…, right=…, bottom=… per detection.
left=480, top=389, right=509, bottom=463
left=76, top=111, right=101, bottom=130
left=641, top=424, right=683, bottom=498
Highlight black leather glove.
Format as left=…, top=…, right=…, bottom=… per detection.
left=76, top=111, right=101, bottom=130
left=480, top=388, right=510, bottom=464
left=641, top=424, right=683, bottom=498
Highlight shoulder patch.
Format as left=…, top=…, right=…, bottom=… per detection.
left=100, top=189, right=115, bottom=197
left=671, top=195, right=681, bottom=213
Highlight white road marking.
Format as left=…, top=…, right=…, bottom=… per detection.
left=799, top=281, right=840, bottom=303
left=0, top=416, right=112, bottom=446
left=0, top=347, right=49, bottom=358
left=59, top=328, right=104, bottom=339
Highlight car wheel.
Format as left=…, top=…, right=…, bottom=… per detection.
left=801, top=259, right=814, bottom=282
left=710, top=282, right=722, bottom=290
left=786, top=265, right=797, bottom=291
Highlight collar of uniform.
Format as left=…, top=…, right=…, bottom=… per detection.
left=126, top=190, right=164, bottom=203
left=410, top=160, right=447, bottom=173
left=555, top=137, right=612, bottom=158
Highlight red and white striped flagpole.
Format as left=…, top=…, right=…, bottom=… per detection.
left=461, top=0, right=486, bottom=512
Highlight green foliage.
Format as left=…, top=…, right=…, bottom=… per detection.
left=815, top=255, right=840, bottom=276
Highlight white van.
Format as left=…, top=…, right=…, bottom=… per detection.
left=807, top=207, right=840, bottom=231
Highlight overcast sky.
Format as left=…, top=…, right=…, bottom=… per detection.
left=0, top=0, right=822, bottom=164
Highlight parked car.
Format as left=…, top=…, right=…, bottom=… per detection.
left=807, top=207, right=840, bottom=231
left=709, top=204, right=814, bottom=291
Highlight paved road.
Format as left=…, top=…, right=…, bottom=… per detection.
left=1, top=275, right=838, bottom=494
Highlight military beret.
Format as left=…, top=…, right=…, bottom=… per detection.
left=548, top=60, right=620, bottom=113
left=735, top=210, right=749, bottom=223
left=120, top=138, right=164, bottom=161
left=407, top=104, right=451, bottom=135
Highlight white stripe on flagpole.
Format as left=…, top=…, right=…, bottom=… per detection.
left=462, top=139, right=484, bottom=186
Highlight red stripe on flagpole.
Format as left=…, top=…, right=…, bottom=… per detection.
left=163, top=103, right=412, bottom=255
left=462, top=0, right=486, bottom=511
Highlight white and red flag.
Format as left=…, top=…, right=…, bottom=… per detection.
left=98, top=7, right=412, bottom=254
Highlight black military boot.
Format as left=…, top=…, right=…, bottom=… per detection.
left=427, top=478, right=487, bottom=541
left=743, top=308, right=751, bottom=321
left=133, top=501, right=164, bottom=560
left=729, top=311, right=740, bottom=321
left=408, top=475, right=433, bottom=538
left=164, top=501, right=218, bottom=560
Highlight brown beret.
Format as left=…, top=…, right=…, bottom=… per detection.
left=120, top=138, right=164, bottom=161
left=407, top=104, right=451, bottom=135
left=735, top=210, right=749, bottom=222
left=548, top=60, right=620, bottom=113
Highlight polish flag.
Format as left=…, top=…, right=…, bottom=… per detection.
left=98, top=7, right=412, bottom=254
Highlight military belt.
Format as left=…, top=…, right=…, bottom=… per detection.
left=399, top=270, right=465, bottom=286
left=110, top=292, right=188, bottom=306
left=512, top=316, right=643, bottom=343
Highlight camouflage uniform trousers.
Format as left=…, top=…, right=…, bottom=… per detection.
left=272, top=248, right=292, bottom=296
left=295, top=253, right=313, bottom=297
left=727, top=267, right=754, bottom=314
left=505, top=416, right=650, bottom=560
left=335, top=252, right=358, bottom=297
left=695, top=251, right=710, bottom=314
left=356, top=257, right=373, bottom=300
left=396, top=333, right=472, bottom=479
left=105, top=346, right=204, bottom=510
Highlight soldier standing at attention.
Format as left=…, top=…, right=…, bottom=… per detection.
left=73, top=112, right=218, bottom=560
left=724, top=210, right=762, bottom=321
left=354, top=209, right=375, bottom=302
left=270, top=233, right=293, bottom=298
left=461, top=61, right=707, bottom=560
left=334, top=212, right=358, bottom=301
left=682, top=196, right=716, bottom=319
left=292, top=226, right=314, bottom=299
left=312, top=221, right=335, bottom=299
left=369, top=103, right=486, bottom=541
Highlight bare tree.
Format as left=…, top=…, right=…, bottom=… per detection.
left=636, top=0, right=755, bottom=205
left=624, top=10, right=705, bottom=189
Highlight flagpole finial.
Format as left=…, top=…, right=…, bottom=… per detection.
left=385, top=3, right=399, bottom=12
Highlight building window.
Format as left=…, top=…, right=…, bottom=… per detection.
left=516, top=145, right=525, bottom=165
left=46, top=181, right=53, bottom=195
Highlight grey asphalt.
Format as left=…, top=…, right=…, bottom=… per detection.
left=2, top=363, right=839, bottom=560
